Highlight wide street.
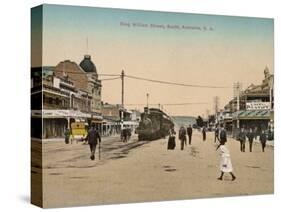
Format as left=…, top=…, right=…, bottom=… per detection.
left=33, top=131, right=274, bottom=208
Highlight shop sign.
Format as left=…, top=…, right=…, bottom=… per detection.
left=246, top=102, right=270, bottom=110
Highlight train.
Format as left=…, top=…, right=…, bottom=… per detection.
left=137, top=107, right=174, bottom=141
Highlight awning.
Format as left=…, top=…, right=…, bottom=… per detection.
left=123, top=121, right=139, bottom=126
left=91, top=120, right=103, bottom=124
left=32, top=109, right=103, bottom=120
left=232, top=110, right=270, bottom=120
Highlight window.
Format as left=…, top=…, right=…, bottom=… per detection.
left=55, top=98, right=60, bottom=105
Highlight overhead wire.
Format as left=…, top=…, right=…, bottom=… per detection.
left=100, top=77, right=120, bottom=81
left=125, top=74, right=229, bottom=88
left=53, top=70, right=229, bottom=88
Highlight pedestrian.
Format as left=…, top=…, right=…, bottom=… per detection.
left=216, top=140, right=236, bottom=181
left=260, top=130, right=267, bottom=152
left=247, top=128, right=255, bottom=152
left=121, top=128, right=128, bottom=142
left=214, top=125, right=220, bottom=143
left=179, top=126, right=187, bottom=150
left=127, top=128, right=132, bottom=141
left=167, top=127, right=176, bottom=150
left=187, top=125, right=193, bottom=145
left=85, top=124, right=101, bottom=160
left=254, top=126, right=258, bottom=140
left=202, top=126, right=206, bottom=141
left=238, top=127, right=246, bottom=152
left=219, top=125, right=227, bottom=144
left=64, top=128, right=71, bottom=144
left=268, top=127, right=273, bottom=140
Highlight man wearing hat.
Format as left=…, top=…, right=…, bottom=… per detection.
left=85, top=123, right=101, bottom=160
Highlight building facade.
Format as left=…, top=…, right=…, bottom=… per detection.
left=219, top=67, right=274, bottom=137
left=54, top=55, right=103, bottom=131
left=101, top=103, right=122, bottom=136
left=80, top=55, right=102, bottom=117
left=31, top=54, right=103, bottom=139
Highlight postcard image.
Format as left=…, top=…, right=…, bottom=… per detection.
left=31, top=4, right=274, bottom=208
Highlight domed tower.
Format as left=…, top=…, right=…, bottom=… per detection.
left=79, top=55, right=98, bottom=75
left=79, top=55, right=102, bottom=116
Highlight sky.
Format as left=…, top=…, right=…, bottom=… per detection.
left=33, top=4, right=274, bottom=116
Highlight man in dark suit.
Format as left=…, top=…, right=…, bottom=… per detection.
left=202, top=126, right=206, bottom=141
left=187, top=125, right=193, bottom=145
left=238, top=127, right=246, bottom=152
left=247, top=128, right=255, bottom=152
left=260, top=130, right=267, bottom=152
left=214, top=126, right=220, bottom=143
left=179, top=126, right=187, bottom=150
left=219, top=125, right=227, bottom=143
left=85, top=124, right=101, bottom=160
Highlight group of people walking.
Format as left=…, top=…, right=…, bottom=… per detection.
left=167, top=125, right=193, bottom=150
left=237, top=126, right=268, bottom=153
left=120, top=128, right=132, bottom=143
left=167, top=124, right=236, bottom=181
left=167, top=125, right=212, bottom=151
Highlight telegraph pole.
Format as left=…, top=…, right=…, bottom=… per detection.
left=121, top=70, right=125, bottom=130
left=237, top=83, right=240, bottom=129
left=233, top=82, right=242, bottom=130
left=121, top=70, right=124, bottom=108
left=146, top=93, right=149, bottom=108
left=214, top=96, right=219, bottom=125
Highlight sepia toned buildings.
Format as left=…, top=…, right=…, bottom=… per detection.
left=54, top=54, right=102, bottom=117
left=31, top=54, right=141, bottom=139
left=217, top=66, right=274, bottom=136
left=31, top=54, right=103, bottom=138
left=101, top=103, right=141, bottom=136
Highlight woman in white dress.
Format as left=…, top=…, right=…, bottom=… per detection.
left=216, top=140, right=236, bottom=181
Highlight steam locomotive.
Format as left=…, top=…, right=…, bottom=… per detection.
left=137, top=107, right=174, bottom=141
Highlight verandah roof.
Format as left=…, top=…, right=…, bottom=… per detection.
left=232, top=110, right=270, bottom=120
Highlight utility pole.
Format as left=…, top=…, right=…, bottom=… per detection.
left=121, top=70, right=125, bottom=130
left=214, top=96, right=219, bottom=114
left=146, top=93, right=149, bottom=108
left=206, top=109, right=210, bottom=128
left=121, top=70, right=124, bottom=108
left=233, top=82, right=242, bottom=130
left=214, top=96, right=220, bottom=125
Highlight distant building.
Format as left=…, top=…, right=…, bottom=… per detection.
left=101, top=103, right=122, bottom=136
left=123, top=109, right=141, bottom=133
left=102, top=103, right=121, bottom=120
left=101, top=103, right=141, bottom=136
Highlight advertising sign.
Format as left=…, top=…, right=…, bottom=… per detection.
left=246, top=102, right=271, bottom=110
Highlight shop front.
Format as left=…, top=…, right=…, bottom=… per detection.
left=39, top=109, right=102, bottom=139
left=232, top=109, right=271, bottom=138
